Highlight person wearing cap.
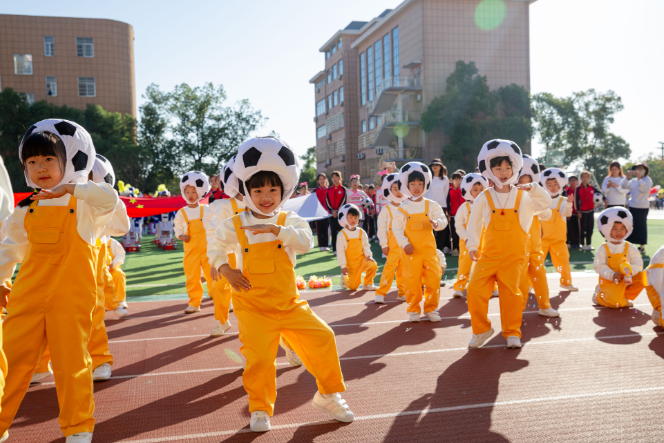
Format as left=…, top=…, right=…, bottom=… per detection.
left=428, top=159, right=451, bottom=252
left=622, top=162, right=653, bottom=254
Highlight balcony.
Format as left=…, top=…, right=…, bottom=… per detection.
left=325, top=112, right=345, bottom=134
left=359, top=147, right=424, bottom=183
left=358, top=130, right=377, bottom=151
left=317, top=139, right=346, bottom=164
left=367, top=75, right=423, bottom=115
left=370, top=108, right=422, bottom=149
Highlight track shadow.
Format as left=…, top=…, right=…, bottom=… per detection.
left=593, top=306, right=650, bottom=344
left=305, top=290, right=371, bottom=308
left=383, top=345, right=528, bottom=442
left=648, top=328, right=664, bottom=360
left=107, top=298, right=215, bottom=320
left=328, top=302, right=401, bottom=337
left=105, top=304, right=216, bottom=340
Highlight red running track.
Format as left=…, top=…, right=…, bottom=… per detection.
left=9, top=274, right=664, bottom=442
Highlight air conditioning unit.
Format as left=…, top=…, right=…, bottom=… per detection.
left=340, top=101, right=344, bottom=107
left=314, top=116, right=318, bottom=123
left=357, top=153, right=366, bottom=160
left=416, top=94, right=422, bottom=102
left=316, top=87, right=321, bottom=93
left=325, top=159, right=332, bottom=166
left=327, top=134, right=332, bottom=140
left=376, top=148, right=385, bottom=155
left=340, top=155, right=345, bottom=162
left=339, top=74, right=343, bottom=80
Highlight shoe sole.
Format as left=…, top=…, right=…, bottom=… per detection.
left=374, top=300, right=385, bottom=304
left=506, top=343, right=522, bottom=349
left=210, top=326, right=231, bottom=338
left=93, top=375, right=111, bottom=382
left=30, top=373, right=53, bottom=384
left=538, top=311, right=560, bottom=318
left=311, top=401, right=355, bottom=423
left=426, top=316, right=441, bottom=322
left=468, top=328, right=494, bottom=349
left=184, top=310, right=200, bottom=314
left=409, top=317, right=421, bottom=323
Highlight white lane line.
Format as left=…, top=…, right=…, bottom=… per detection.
left=120, top=385, right=664, bottom=442
left=108, top=333, right=238, bottom=344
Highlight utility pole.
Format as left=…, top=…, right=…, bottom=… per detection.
left=658, top=142, right=664, bottom=160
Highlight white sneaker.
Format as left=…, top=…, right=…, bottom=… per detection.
left=340, top=282, right=349, bottom=290
left=626, top=300, right=634, bottom=307
left=506, top=336, right=522, bottom=349
left=468, top=328, right=494, bottom=349
left=451, top=249, right=459, bottom=257
left=250, top=411, right=271, bottom=432
left=588, top=246, right=595, bottom=251
left=113, top=307, right=128, bottom=319
left=66, top=432, right=93, bottom=443
left=92, top=363, right=112, bottom=381
left=592, top=287, right=599, bottom=305
left=652, top=310, right=662, bottom=327
left=279, top=338, right=303, bottom=367
left=529, top=287, right=535, bottom=295
left=491, top=289, right=499, bottom=297
left=426, top=311, right=441, bottom=322
left=538, top=307, right=559, bottom=317
left=443, top=247, right=451, bottom=254
left=210, top=320, right=231, bottom=337
left=229, top=301, right=233, bottom=312
left=0, top=431, right=8, bottom=442
left=409, top=312, right=421, bottom=323
left=333, top=251, right=338, bottom=256
left=374, top=295, right=385, bottom=304
left=312, top=391, right=354, bottom=422
left=118, top=301, right=128, bottom=309
left=453, top=290, right=464, bottom=298
left=396, top=295, right=406, bottom=301
left=30, top=364, right=53, bottom=384
left=184, top=305, right=200, bottom=314
left=363, top=284, right=378, bottom=290
left=560, top=284, right=578, bottom=292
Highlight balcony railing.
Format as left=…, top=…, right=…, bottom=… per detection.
left=380, top=108, right=422, bottom=125
left=325, top=112, right=344, bottom=134
left=367, top=75, right=423, bottom=114
left=358, top=130, right=377, bottom=151
left=316, top=139, right=346, bottom=163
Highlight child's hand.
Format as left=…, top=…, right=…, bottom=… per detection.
left=210, top=266, right=219, bottom=282
left=469, top=250, right=479, bottom=261
left=179, top=235, right=190, bottom=243
left=367, top=256, right=376, bottom=263
left=516, top=183, right=533, bottom=192
left=430, top=220, right=438, bottom=229
left=382, top=246, right=389, bottom=256
left=612, top=272, right=624, bottom=282
left=341, top=267, right=348, bottom=276
left=0, top=284, right=9, bottom=307
left=441, top=267, right=446, bottom=274
left=404, top=244, right=414, bottom=255
left=31, top=184, right=74, bottom=200
left=241, top=224, right=280, bottom=236
left=577, top=213, right=582, bottom=219
left=567, top=193, right=574, bottom=202
left=220, top=265, right=251, bottom=291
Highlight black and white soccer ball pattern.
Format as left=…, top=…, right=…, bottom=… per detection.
left=594, top=192, right=604, bottom=206
left=220, top=155, right=240, bottom=197
left=460, top=173, right=489, bottom=201
left=338, top=203, right=363, bottom=222
left=397, top=162, right=432, bottom=198
left=596, top=207, right=633, bottom=241
left=477, top=139, right=523, bottom=189
left=179, top=171, right=210, bottom=203
left=519, top=154, right=540, bottom=183
left=381, top=172, right=407, bottom=204
left=361, top=197, right=374, bottom=210
left=539, top=168, right=568, bottom=196
left=19, top=119, right=96, bottom=188
left=91, top=154, right=115, bottom=187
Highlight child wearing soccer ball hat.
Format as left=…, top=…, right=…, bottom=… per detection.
left=209, top=136, right=352, bottom=433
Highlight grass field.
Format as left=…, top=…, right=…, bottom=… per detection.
left=121, top=219, right=664, bottom=298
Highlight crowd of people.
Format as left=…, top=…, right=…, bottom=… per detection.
left=0, top=118, right=661, bottom=442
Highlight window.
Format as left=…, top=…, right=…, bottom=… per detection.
left=327, top=69, right=332, bottom=84
left=332, top=64, right=337, bottom=80
left=392, top=27, right=400, bottom=81
left=338, top=59, right=343, bottom=76
left=360, top=52, right=366, bottom=105
left=327, top=94, right=332, bottom=110
left=374, top=40, right=382, bottom=93
left=317, top=125, right=326, bottom=139
left=46, top=76, right=57, bottom=96
left=333, top=90, right=338, bottom=106
left=331, top=45, right=336, bottom=55
left=316, top=99, right=326, bottom=116
left=13, top=54, right=33, bottom=75
left=361, top=120, right=367, bottom=133
left=326, top=50, right=330, bottom=60
left=369, top=118, right=375, bottom=131
left=383, top=34, right=391, bottom=79
left=76, top=37, right=94, bottom=57
left=338, top=38, right=342, bottom=50
left=339, top=87, right=344, bottom=103
left=367, top=46, right=374, bottom=102
left=44, top=36, right=55, bottom=57
left=376, top=115, right=382, bottom=126
left=78, top=77, right=96, bottom=96
left=22, top=93, right=34, bottom=105
left=315, top=79, right=325, bottom=91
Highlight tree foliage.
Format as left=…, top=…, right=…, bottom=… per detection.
left=421, top=61, right=531, bottom=172
left=299, top=146, right=317, bottom=187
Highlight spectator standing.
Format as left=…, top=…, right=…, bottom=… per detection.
left=446, top=172, right=464, bottom=256
left=208, top=175, right=225, bottom=203
left=326, top=171, right=348, bottom=255
left=314, top=173, right=330, bottom=252
left=622, top=162, right=653, bottom=253
left=428, top=159, right=450, bottom=252
left=566, top=175, right=580, bottom=249
left=602, top=161, right=628, bottom=208
left=575, top=171, right=599, bottom=251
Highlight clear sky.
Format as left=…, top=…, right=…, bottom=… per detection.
left=3, top=0, right=663, bottom=163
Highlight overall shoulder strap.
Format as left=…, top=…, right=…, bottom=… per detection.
left=231, top=214, right=249, bottom=252
left=556, top=197, right=563, bottom=211
left=424, top=199, right=430, bottom=216
left=67, top=195, right=77, bottom=211
left=466, top=201, right=471, bottom=213
left=485, top=191, right=496, bottom=212
left=231, top=198, right=239, bottom=214
left=398, top=207, right=409, bottom=217
left=341, top=230, right=349, bottom=241
left=623, top=242, right=630, bottom=255
left=277, top=211, right=287, bottom=227
left=180, top=208, right=190, bottom=224
left=603, top=243, right=611, bottom=257
left=514, top=189, right=524, bottom=212
left=386, top=205, right=393, bottom=218
left=199, top=205, right=204, bottom=219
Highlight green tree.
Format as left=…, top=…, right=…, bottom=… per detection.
left=299, top=146, right=317, bottom=187
left=421, top=61, right=531, bottom=172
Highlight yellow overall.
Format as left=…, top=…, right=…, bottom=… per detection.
left=100, top=240, right=119, bottom=311
left=376, top=206, right=406, bottom=298
left=181, top=206, right=219, bottom=308
left=0, top=196, right=96, bottom=436
left=596, top=242, right=645, bottom=308
left=467, top=190, right=528, bottom=338
left=87, top=238, right=113, bottom=369
left=453, top=202, right=473, bottom=292
left=231, top=213, right=345, bottom=415
left=341, top=229, right=377, bottom=290
left=398, top=200, right=442, bottom=314
left=645, top=263, right=664, bottom=324
left=518, top=216, right=551, bottom=310
left=107, top=240, right=126, bottom=303
left=540, top=198, right=572, bottom=286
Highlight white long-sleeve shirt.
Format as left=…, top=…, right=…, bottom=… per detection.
left=209, top=210, right=313, bottom=271
left=392, top=197, right=448, bottom=249
left=466, top=184, right=551, bottom=252
left=601, top=176, right=628, bottom=206
left=174, top=204, right=212, bottom=238
left=593, top=241, right=643, bottom=281
left=336, top=227, right=372, bottom=268
left=454, top=201, right=472, bottom=243
left=376, top=203, right=400, bottom=247
left=437, top=249, right=447, bottom=269
left=429, top=176, right=449, bottom=209
left=0, top=156, right=14, bottom=222
left=545, top=195, right=573, bottom=218
left=102, top=199, right=130, bottom=237
left=0, top=181, right=118, bottom=282
left=646, top=245, right=664, bottom=297
left=205, top=198, right=247, bottom=262
left=108, top=237, right=126, bottom=268
left=622, top=176, right=653, bottom=209
left=346, top=189, right=369, bottom=207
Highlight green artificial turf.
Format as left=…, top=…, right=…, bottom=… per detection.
left=122, top=219, right=664, bottom=298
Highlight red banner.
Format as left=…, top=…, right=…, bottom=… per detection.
left=13, top=193, right=208, bottom=218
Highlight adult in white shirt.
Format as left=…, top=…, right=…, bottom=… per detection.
left=621, top=162, right=653, bottom=252
left=601, top=161, right=628, bottom=207
left=428, top=159, right=450, bottom=252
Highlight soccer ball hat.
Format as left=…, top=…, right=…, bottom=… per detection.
left=381, top=172, right=408, bottom=204
left=179, top=171, right=210, bottom=204
left=596, top=207, right=633, bottom=242
left=477, top=139, right=523, bottom=190
left=338, top=203, right=363, bottom=224
left=539, top=168, right=568, bottom=197
left=460, top=173, right=489, bottom=202
left=397, top=162, right=432, bottom=198
left=91, top=154, right=115, bottom=187
left=519, top=154, right=540, bottom=183
left=220, top=155, right=240, bottom=198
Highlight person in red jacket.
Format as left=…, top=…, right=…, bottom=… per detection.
left=446, top=172, right=464, bottom=256
left=325, top=171, right=347, bottom=254
left=565, top=175, right=580, bottom=249
left=314, top=173, right=330, bottom=252
left=575, top=171, right=599, bottom=251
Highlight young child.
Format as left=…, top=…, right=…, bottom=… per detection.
left=325, top=171, right=347, bottom=255
left=108, top=237, right=127, bottom=309
left=211, top=137, right=352, bottom=432
left=466, top=140, right=551, bottom=349
left=0, top=120, right=118, bottom=443
left=446, top=172, right=464, bottom=256
left=0, top=154, right=14, bottom=440
left=592, top=208, right=644, bottom=308
left=539, top=168, right=578, bottom=292
left=363, top=184, right=377, bottom=240
left=375, top=173, right=408, bottom=303
left=645, top=245, right=664, bottom=326
left=392, top=162, right=448, bottom=323
left=517, top=156, right=559, bottom=317
left=576, top=171, right=599, bottom=251
left=566, top=175, right=580, bottom=249
left=174, top=171, right=221, bottom=314
left=452, top=173, right=488, bottom=298
left=336, top=204, right=378, bottom=291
